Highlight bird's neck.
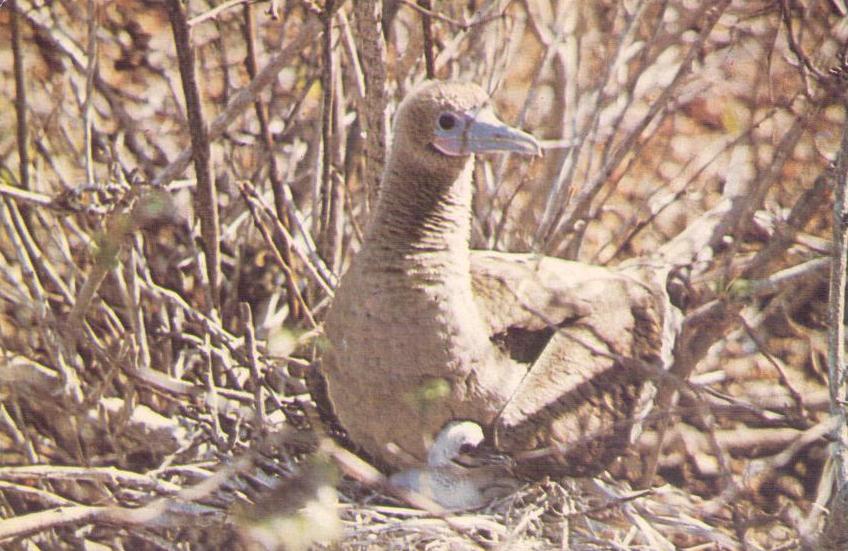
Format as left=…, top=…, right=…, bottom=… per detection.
left=365, top=155, right=475, bottom=281
left=427, top=448, right=454, bottom=468
left=341, top=153, right=519, bottom=416
left=359, top=153, right=494, bottom=363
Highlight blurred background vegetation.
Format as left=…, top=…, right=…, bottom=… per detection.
left=0, top=0, right=847, bottom=549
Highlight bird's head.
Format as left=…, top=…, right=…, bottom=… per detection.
left=389, top=81, right=541, bottom=181
left=427, top=420, right=485, bottom=468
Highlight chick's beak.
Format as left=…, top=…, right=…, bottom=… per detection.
left=454, top=447, right=515, bottom=470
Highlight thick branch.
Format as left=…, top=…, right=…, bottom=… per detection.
left=353, top=0, right=388, bottom=208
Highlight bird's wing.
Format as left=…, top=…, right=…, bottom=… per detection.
left=470, top=251, right=591, bottom=364
left=470, top=251, right=670, bottom=477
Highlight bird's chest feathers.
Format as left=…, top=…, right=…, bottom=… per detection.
left=334, top=264, right=491, bottom=380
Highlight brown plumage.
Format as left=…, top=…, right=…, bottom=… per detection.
left=323, top=80, right=677, bottom=478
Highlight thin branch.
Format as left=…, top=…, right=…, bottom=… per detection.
left=400, top=0, right=505, bottom=32
left=827, top=95, right=848, bottom=489
left=638, top=298, right=739, bottom=488
left=13, top=1, right=169, bottom=175
left=701, top=417, right=838, bottom=517
left=0, top=458, right=249, bottom=541
left=240, top=302, right=266, bottom=426
left=0, top=183, right=53, bottom=208
left=738, top=315, right=807, bottom=418
left=417, top=0, right=436, bottom=78
left=166, top=0, right=221, bottom=312
left=743, top=172, right=832, bottom=278
left=238, top=181, right=320, bottom=328
left=746, top=257, right=830, bottom=299
left=242, top=0, right=303, bottom=321
left=239, top=180, right=334, bottom=295
left=318, top=1, right=343, bottom=273
left=188, top=0, right=252, bottom=27
left=539, top=1, right=733, bottom=249
left=82, top=0, right=98, bottom=185
left=10, top=0, right=30, bottom=191
left=779, top=0, right=828, bottom=86
left=152, top=5, right=338, bottom=189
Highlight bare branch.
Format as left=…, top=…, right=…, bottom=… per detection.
left=819, top=81, right=848, bottom=550
left=166, top=0, right=221, bottom=312
left=10, top=0, right=29, bottom=191
left=318, top=1, right=345, bottom=274
left=353, top=0, right=388, bottom=208
left=417, top=0, right=435, bottom=78
left=82, top=0, right=98, bottom=185
left=153, top=5, right=340, bottom=188
left=242, top=0, right=303, bottom=321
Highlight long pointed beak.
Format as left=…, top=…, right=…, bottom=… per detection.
left=433, top=108, right=542, bottom=157
left=465, top=109, right=542, bottom=156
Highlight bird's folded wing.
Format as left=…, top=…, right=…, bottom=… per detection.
left=470, top=251, right=667, bottom=476
left=470, top=251, right=592, bottom=336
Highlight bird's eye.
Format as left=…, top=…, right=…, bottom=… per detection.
left=459, top=443, right=476, bottom=454
left=438, top=113, right=457, bottom=131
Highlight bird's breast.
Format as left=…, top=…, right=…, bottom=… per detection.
left=323, top=260, right=524, bottom=464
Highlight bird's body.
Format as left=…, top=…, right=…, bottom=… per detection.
left=323, top=81, right=675, bottom=478
left=389, top=421, right=516, bottom=510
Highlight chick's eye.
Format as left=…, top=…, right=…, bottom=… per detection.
left=438, top=113, right=457, bottom=131
left=459, top=443, right=476, bottom=454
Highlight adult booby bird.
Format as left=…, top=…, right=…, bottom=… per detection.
left=323, top=80, right=675, bottom=478
left=389, top=421, right=516, bottom=510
